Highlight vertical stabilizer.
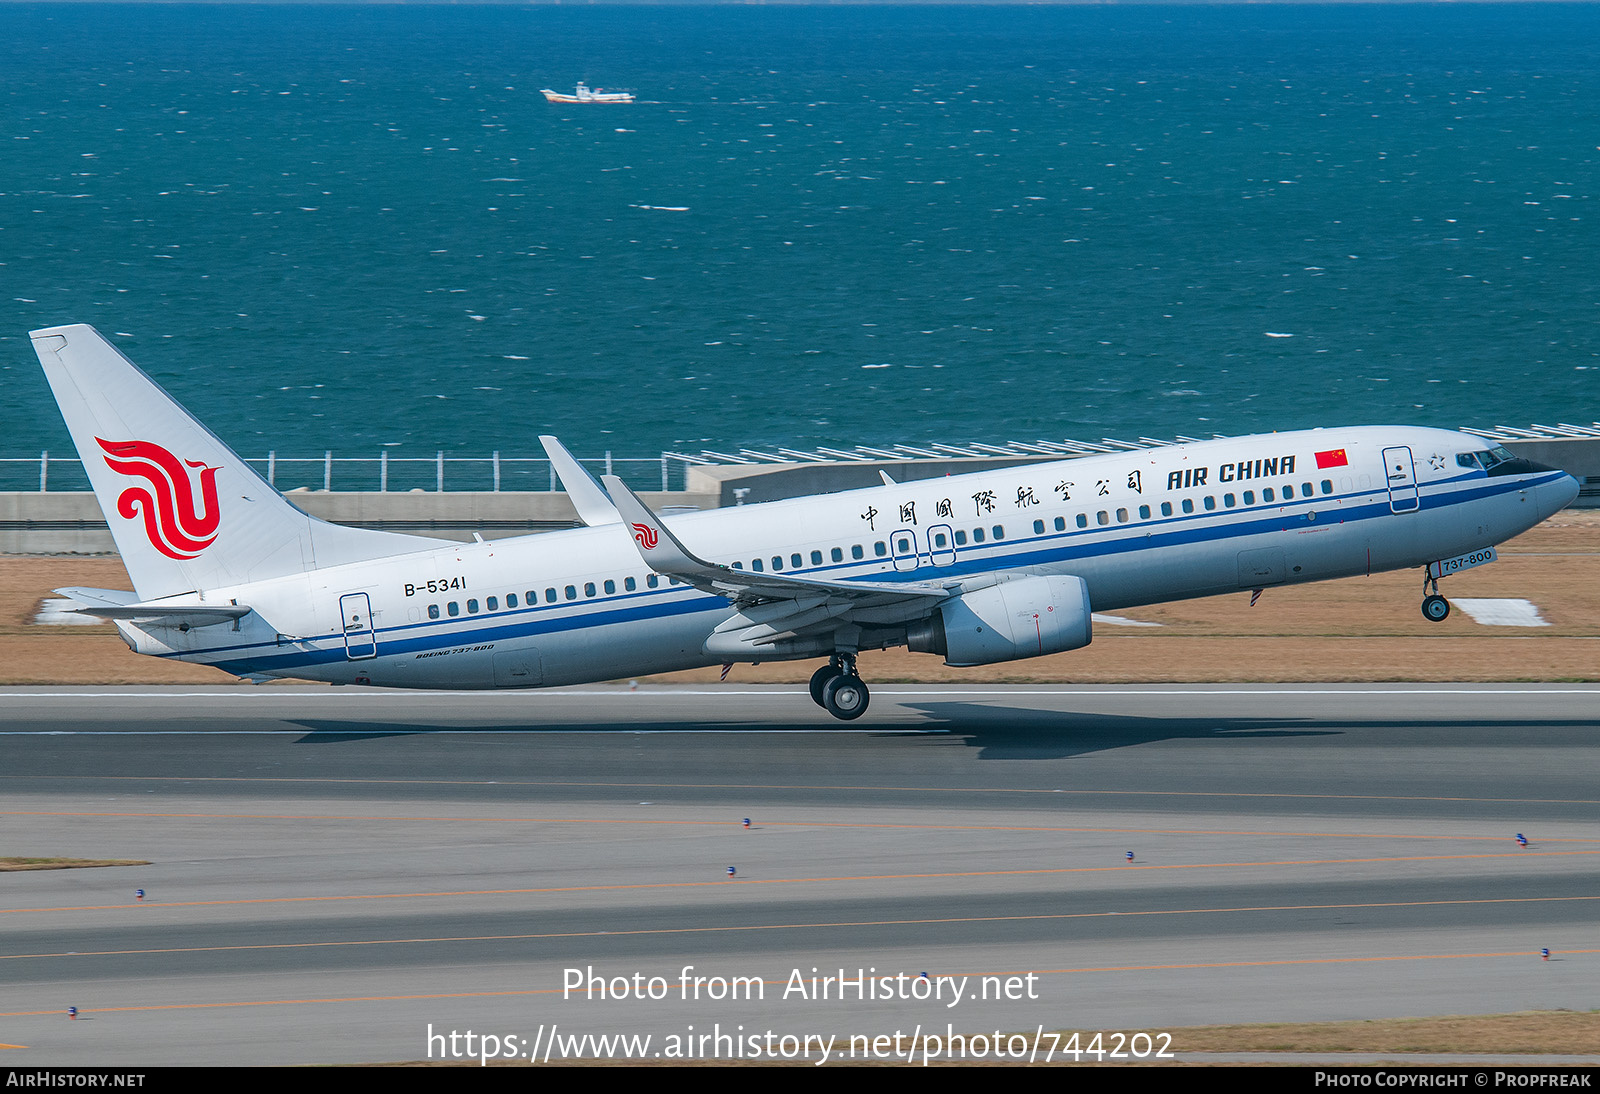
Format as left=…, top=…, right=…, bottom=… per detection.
left=32, top=324, right=448, bottom=600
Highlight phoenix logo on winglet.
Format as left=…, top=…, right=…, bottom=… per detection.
left=630, top=521, right=659, bottom=551
left=96, top=437, right=222, bottom=559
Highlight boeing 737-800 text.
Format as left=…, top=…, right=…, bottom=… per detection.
left=33, top=324, right=1579, bottom=719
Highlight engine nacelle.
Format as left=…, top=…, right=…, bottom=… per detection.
left=908, top=574, right=1092, bottom=666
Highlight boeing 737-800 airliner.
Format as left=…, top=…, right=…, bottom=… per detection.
left=33, top=324, right=1579, bottom=719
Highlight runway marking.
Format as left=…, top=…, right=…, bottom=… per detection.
left=0, top=1043, right=27, bottom=1050
left=10, top=808, right=1600, bottom=846
left=6, top=779, right=1600, bottom=806
left=8, top=894, right=1600, bottom=963
left=6, top=847, right=1598, bottom=916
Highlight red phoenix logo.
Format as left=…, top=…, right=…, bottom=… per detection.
left=631, top=522, right=659, bottom=551
left=96, top=438, right=222, bottom=560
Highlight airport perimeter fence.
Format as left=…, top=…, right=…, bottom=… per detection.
left=0, top=452, right=694, bottom=495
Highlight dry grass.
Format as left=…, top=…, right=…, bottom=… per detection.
left=1165, top=1010, right=1600, bottom=1055
left=3, top=512, right=1597, bottom=685
left=0, top=857, right=149, bottom=871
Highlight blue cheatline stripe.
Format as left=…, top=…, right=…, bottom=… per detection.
left=181, top=470, right=1564, bottom=676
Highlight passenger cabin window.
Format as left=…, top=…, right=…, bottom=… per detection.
left=604, top=579, right=616, bottom=595
left=428, top=604, right=440, bottom=620
left=1160, top=502, right=1173, bottom=517
left=1321, top=480, right=1333, bottom=494
left=1223, top=494, right=1235, bottom=508
left=811, top=550, right=823, bottom=566
left=955, top=530, right=968, bottom=545
left=545, top=588, right=557, bottom=603
left=1054, top=516, right=1066, bottom=531
left=874, top=542, right=887, bottom=557
left=564, top=585, right=577, bottom=601
left=1181, top=499, right=1194, bottom=514
left=1203, top=496, right=1216, bottom=511
left=1033, top=519, right=1045, bottom=535
left=448, top=602, right=460, bottom=617
left=506, top=594, right=517, bottom=608
left=1243, top=491, right=1255, bottom=505
left=624, top=577, right=636, bottom=592
left=972, top=527, right=986, bottom=543
left=1139, top=505, right=1151, bottom=519
left=1117, top=508, right=1129, bottom=522
left=486, top=596, right=498, bottom=611
left=851, top=545, right=864, bottom=560
left=751, top=559, right=763, bottom=572
left=1096, top=510, right=1109, bottom=526
left=993, top=525, right=1005, bottom=540
left=1283, top=485, right=1295, bottom=500
left=1076, top=513, right=1088, bottom=528
left=1263, top=488, right=1276, bottom=503
left=831, top=547, right=844, bottom=563
left=933, top=531, right=948, bottom=548
left=647, top=575, right=659, bottom=588
left=467, top=599, right=479, bottom=613
left=1302, top=482, right=1314, bottom=496
left=895, top=536, right=911, bottom=553
left=583, top=583, right=596, bottom=598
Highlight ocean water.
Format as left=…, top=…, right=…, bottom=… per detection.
left=2, top=3, right=1597, bottom=478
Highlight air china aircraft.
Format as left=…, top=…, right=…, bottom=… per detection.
left=34, top=324, right=1579, bottom=720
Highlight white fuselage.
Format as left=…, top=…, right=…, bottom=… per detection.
left=118, top=426, right=1576, bottom=688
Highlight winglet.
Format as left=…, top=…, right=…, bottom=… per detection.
left=539, top=436, right=621, bottom=527
left=601, top=474, right=723, bottom=581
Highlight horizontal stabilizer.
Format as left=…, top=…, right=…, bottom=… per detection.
left=53, top=586, right=139, bottom=609
left=54, top=586, right=249, bottom=628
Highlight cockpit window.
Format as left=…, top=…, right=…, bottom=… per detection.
left=1459, top=447, right=1516, bottom=472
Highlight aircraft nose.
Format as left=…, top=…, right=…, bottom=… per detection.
left=1539, top=473, right=1580, bottom=519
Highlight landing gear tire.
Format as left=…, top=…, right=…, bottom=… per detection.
left=809, top=663, right=842, bottom=708
left=1422, top=594, right=1450, bottom=622
left=821, top=674, right=870, bottom=721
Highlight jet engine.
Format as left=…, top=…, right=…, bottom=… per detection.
left=907, top=574, right=1092, bottom=666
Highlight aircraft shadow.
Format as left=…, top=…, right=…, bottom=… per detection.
left=887, top=702, right=1340, bottom=759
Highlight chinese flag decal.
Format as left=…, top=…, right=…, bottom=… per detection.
left=1315, top=448, right=1349, bottom=469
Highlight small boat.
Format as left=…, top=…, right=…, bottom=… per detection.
left=540, top=83, right=635, bottom=104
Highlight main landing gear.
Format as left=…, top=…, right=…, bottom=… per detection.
left=809, top=653, right=870, bottom=721
left=1421, top=570, right=1450, bottom=622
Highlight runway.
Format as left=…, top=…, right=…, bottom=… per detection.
left=3, top=684, right=1598, bottom=1065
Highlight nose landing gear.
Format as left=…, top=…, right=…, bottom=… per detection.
left=809, top=652, right=870, bottom=721
left=1421, top=570, right=1450, bottom=622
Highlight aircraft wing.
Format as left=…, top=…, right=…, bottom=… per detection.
left=601, top=474, right=952, bottom=613
left=539, top=435, right=621, bottom=527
